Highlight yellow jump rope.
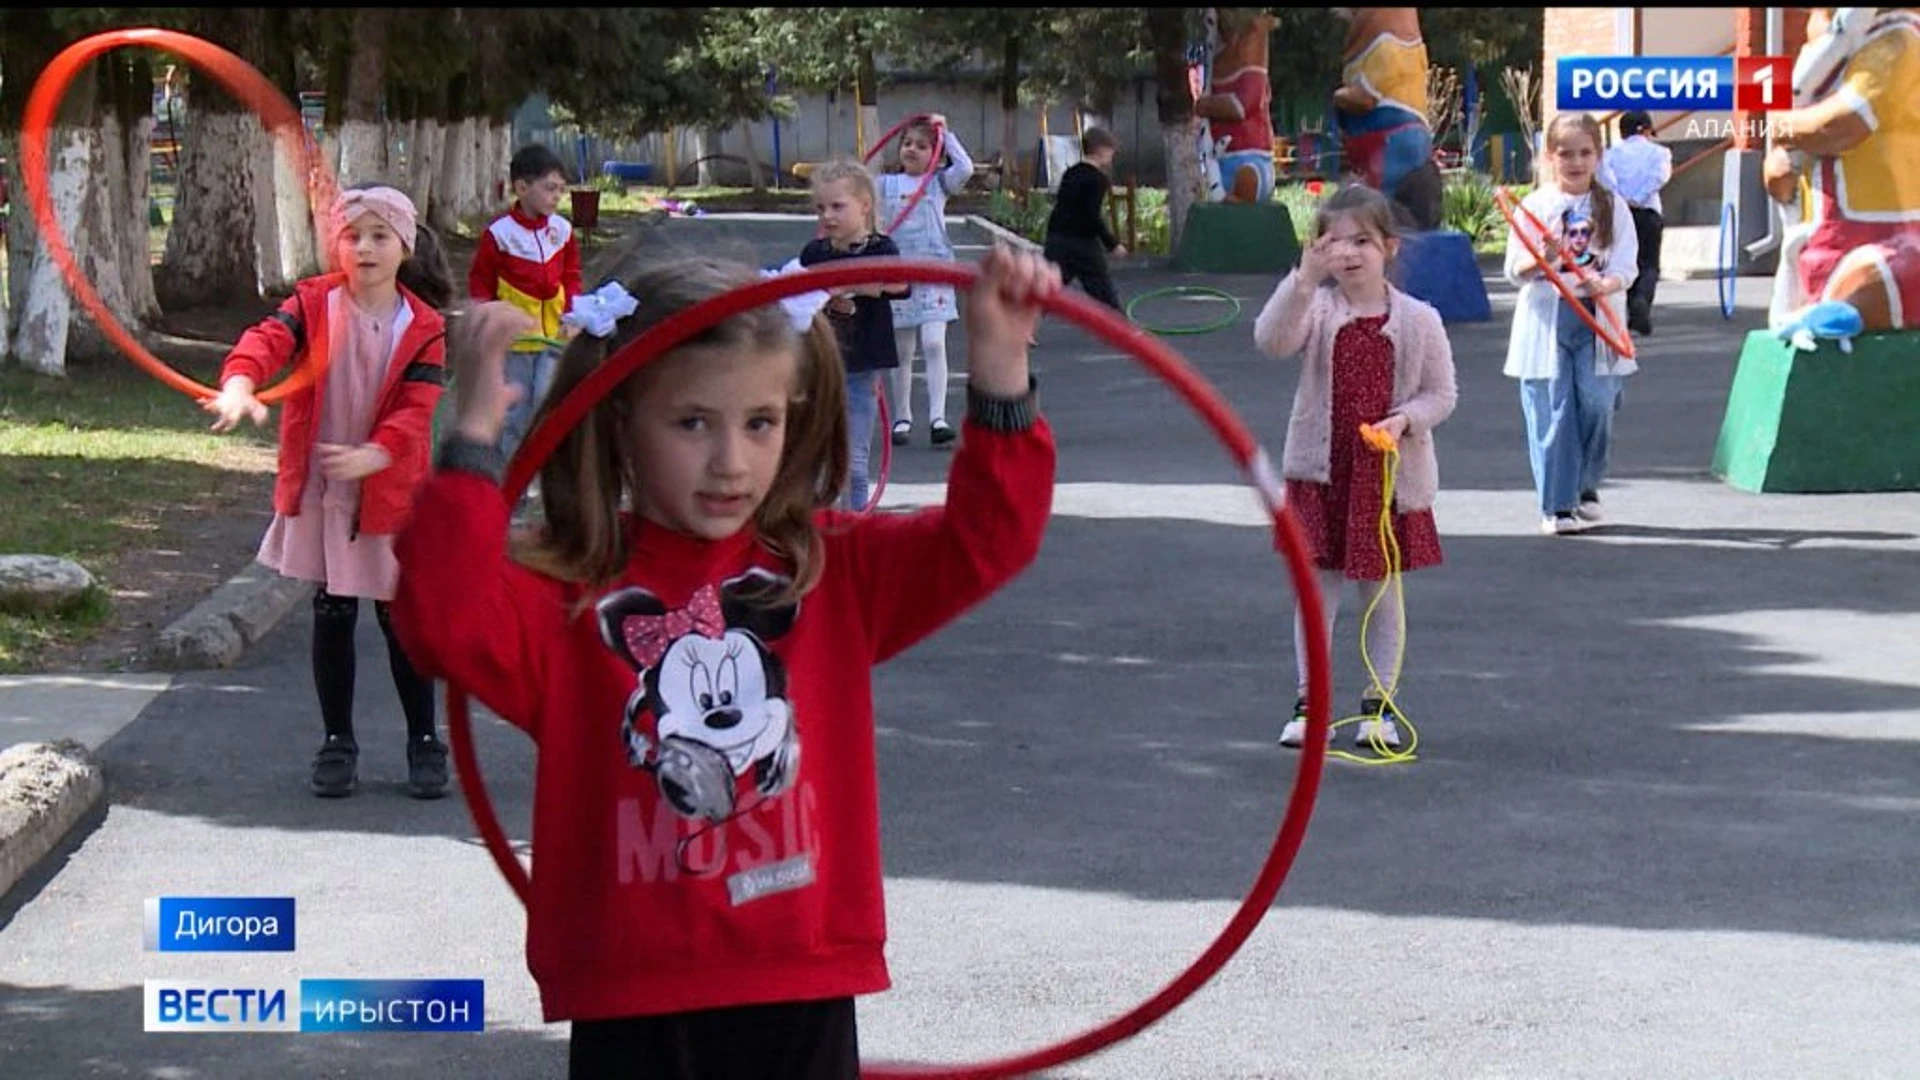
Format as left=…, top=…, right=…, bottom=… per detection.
left=1327, top=423, right=1419, bottom=766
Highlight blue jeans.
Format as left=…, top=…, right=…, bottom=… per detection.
left=501, top=347, right=561, bottom=465
left=845, top=370, right=879, bottom=510
left=1520, top=299, right=1621, bottom=516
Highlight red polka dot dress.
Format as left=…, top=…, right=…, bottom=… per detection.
left=1285, top=314, right=1445, bottom=582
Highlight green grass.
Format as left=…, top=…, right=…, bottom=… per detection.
left=0, top=362, right=275, bottom=671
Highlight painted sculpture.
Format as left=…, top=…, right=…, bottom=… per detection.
left=1194, top=7, right=1278, bottom=204
left=1762, top=6, right=1920, bottom=336
left=1330, top=7, right=1443, bottom=231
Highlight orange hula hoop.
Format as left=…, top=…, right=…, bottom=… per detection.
left=21, top=27, right=340, bottom=405
left=1494, top=187, right=1637, bottom=361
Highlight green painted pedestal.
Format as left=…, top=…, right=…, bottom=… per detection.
left=1173, top=202, right=1301, bottom=274
left=1711, top=328, right=1920, bottom=493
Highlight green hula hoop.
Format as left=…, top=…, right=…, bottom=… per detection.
left=1124, top=285, right=1243, bottom=336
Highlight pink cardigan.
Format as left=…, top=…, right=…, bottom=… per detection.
left=1253, top=272, right=1458, bottom=511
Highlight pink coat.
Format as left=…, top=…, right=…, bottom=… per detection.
left=1253, top=272, right=1458, bottom=511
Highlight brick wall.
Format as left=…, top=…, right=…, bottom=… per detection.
left=1541, top=8, right=1625, bottom=133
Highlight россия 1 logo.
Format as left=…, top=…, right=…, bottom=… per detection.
left=1557, top=56, right=1794, bottom=112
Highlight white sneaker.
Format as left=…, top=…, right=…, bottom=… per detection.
left=1278, top=716, right=1334, bottom=748
left=1576, top=495, right=1604, bottom=522
left=1355, top=717, right=1403, bottom=750
left=1543, top=513, right=1587, bottom=535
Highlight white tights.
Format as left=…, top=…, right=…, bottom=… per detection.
left=1292, top=568, right=1404, bottom=701
left=891, top=323, right=951, bottom=428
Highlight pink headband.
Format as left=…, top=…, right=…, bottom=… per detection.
left=331, top=186, right=418, bottom=253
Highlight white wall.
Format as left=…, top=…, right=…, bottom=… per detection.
left=1638, top=7, right=1740, bottom=138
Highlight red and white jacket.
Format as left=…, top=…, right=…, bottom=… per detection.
left=389, top=416, right=1056, bottom=1023
left=220, top=274, right=447, bottom=538
left=467, top=204, right=584, bottom=351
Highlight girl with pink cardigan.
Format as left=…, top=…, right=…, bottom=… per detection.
left=1254, top=185, right=1458, bottom=751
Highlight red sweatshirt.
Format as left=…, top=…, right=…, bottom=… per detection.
left=466, top=204, right=584, bottom=352
left=390, top=416, right=1055, bottom=1023
left=220, top=274, right=446, bottom=537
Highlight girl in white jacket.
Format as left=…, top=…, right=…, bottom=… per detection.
left=1503, top=111, right=1639, bottom=536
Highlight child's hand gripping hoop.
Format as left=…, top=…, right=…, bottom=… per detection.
left=21, top=28, right=339, bottom=406
left=1494, top=187, right=1637, bottom=361
left=864, top=114, right=947, bottom=236
left=450, top=257, right=1336, bottom=1080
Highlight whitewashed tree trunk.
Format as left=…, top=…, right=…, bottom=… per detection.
left=70, top=118, right=138, bottom=362
left=691, top=129, right=713, bottom=188
left=161, top=111, right=261, bottom=308
left=11, top=128, right=91, bottom=376
left=405, top=118, right=442, bottom=215
left=336, top=118, right=387, bottom=189
left=465, top=119, right=490, bottom=220
left=1163, top=118, right=1204, bottom=256
left=858, top=103, right=881, bottom=161
left=430, top=116, right=476, bottom=233
left=493, top=120, right=511, bottom=197
left=741, top=123, right=768, bottom=192
left=116, top=111, right=161, bottom=321
left=253, top=128, right=321, bottom=291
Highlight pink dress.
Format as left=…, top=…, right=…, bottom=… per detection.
left=1285, top=314, right=1445, bottom=582
left=256, top=291, right=405, bottom=602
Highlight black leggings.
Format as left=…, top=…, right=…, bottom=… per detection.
left=569, top=998, right=859, bottom=1080
left=311, top=589, right=436, bottom=744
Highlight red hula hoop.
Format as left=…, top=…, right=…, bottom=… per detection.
left=865, top=114, right=946, bottom=236
left=1495, top=186, right=1637, bottom=360
left=21, top=28, right=338, bottom=404
left=452, top=257, right=1333, bottom=1079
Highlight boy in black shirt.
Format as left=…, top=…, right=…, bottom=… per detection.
left=1044, top=128, right=1128, bottom=311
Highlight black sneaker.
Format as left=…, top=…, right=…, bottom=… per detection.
left=1279, top=695, right=1328, bottom=748
left=930, top=420, right=956, bottom=447
left=1355, top=698, right=1404, bottom=750
left=407, top=735, right=451, bottom=800
left=311, top=736, right=359, bottom=798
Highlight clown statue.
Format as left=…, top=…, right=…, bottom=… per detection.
left=1331, top=8, right=1444, bottom=231
left=1762, top=7, right=1920, bottom=336
left=1194, top=7, right=1278, bottom=204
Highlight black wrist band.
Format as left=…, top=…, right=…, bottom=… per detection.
left=967, top=375, right=1040, bottom=432
left=436, top=436, right=506, bottom=484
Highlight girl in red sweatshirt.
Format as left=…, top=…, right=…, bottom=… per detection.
left=206, top=184, right=453, bottom=801
left=390, top=244, right=1059, bottom=1078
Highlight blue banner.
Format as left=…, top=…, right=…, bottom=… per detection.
left=299, top=979, right=486, bottom=1033
left=144, top=897, right=296, bottom=952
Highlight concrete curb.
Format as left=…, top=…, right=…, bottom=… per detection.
left=0, top=739, right=105, bottom=902
left=150, top=563, right=312, bottom=671
left=963, top=215, right=1043, bottom=253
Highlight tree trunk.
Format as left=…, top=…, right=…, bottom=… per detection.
left=0, top=7, right=68, bottom=369
left=112, top=54, right=161, bottom=323
left=1150, top=8, right=1201, bottom=255
left=70, top=64, right=140, bottom=363
left=406, top=118, right=443, bottom=215
left=999, top=34, right=1023, bottom=192
left=691, top=129, right=713, bottom=188
left=161, top=11, right=266, bottom=309
left=336, top=8, right=392, bottom=187
left=429, top=75, right=476, bottom=233
left=12, top=126, right=91, bottom=376
left=856, top=45, right=881, bottom=162
left=741, top=123, right=768, bottom=192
